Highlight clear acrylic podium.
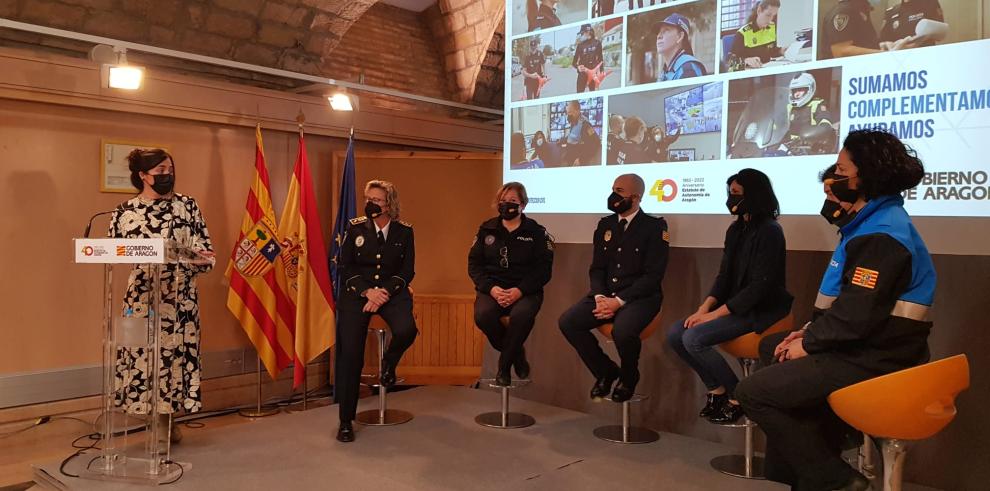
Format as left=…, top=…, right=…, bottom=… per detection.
left=73, top=237, right=212, bottom=484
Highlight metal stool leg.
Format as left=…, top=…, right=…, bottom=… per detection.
left=711, top=359, right=766, bottom=479
left=593, top=397, right=659, bottom=444
left=475, top=383, right=535, bottom=429
left=356, top=328, right=413, bottom=426
left=880, top=438, right=908, bottom=491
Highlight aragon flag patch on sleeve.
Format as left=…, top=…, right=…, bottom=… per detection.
left=851, top=267, right=879, bottom=289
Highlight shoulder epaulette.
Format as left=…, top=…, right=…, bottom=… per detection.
left=349, top=216, right=367, bottom=226
left=398, top=220, right=413, bottom=228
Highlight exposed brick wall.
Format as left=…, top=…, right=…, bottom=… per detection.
left=471, top=20, right=504, bottom=109
left=322, top=3, right=451, bottom=111
left=0, top=0, right=504, bottom=114
left=425, top=0, right=505, bottom=104
left=1, top=0, right=377, bottom=74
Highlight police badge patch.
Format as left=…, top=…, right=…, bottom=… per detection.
left=834, top=13, right=849, bottom=32
left=604, top=230, right=612, bottom=242
left=485, top=235, right=495, bottom=246
left=355, top=236, right=365, bottom=247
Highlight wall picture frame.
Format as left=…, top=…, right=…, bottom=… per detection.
left=100, top=140, right=169, bottom=193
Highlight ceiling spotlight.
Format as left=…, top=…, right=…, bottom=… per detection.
left=328, top=92, right=354, bottom=111
left=101, top=47, right=144, bottom=90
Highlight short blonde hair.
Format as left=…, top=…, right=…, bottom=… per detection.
left=365, top=180, right=400, bottom=220
left=495, top=182, right=528, bottom=207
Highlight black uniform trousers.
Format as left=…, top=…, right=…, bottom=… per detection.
left=559, top=295, right=661, bottom=384
left=334, top=290, right=418, bottom=422
left=474, top=292, right=543, bottom=371
left=734, top=331, right=879, bottom=491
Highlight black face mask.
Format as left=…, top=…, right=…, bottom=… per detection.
left=365, top=201, right=383, bottom=219
left=149, top=174, right=174, bottom=195
left=726, top=195, right=745, bottom=215
left=607, top=191, right=633, bottom=215
left=498, top=202, right=521, bottom=220
left=828, top=177, right=861, bottom=204
left=820, top=199, right=856, bottom=228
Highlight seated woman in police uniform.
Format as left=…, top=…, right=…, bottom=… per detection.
left=334, top=180, right=417, bottom=443
left=468, top=182, right=554, bottom=386
left=667, top=168, right=792, bottom=425
left=727, top=0, right=783, bottom=71
left=734, top=129, right=936, bottom=490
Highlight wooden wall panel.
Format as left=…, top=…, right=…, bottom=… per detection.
left=361, top=294, right=482, bottom=385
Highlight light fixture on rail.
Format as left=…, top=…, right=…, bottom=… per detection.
left=93, top=45, right=144, bottom=90
left=328, top=91, right=356, bottom=111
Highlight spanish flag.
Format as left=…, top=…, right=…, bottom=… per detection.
left=278, top=132, right=336, bottom=388
left=226, top=125, right=296, bottom=379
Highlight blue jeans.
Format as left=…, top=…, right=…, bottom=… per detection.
left=667, top=315, right=754, bottom=397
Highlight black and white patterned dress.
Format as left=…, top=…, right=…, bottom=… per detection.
left=108, top=194, right=213, bottom=415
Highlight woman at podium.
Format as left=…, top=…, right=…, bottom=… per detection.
left=108, top=148, right=215, bottom=445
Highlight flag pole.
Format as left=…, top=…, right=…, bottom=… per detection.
left=238, top=355, right=279, bottom=418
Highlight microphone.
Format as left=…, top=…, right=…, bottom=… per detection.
left=84, top=205, right=135, bottom=238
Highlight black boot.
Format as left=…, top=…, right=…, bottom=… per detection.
left=495, top=367, right=512, bottom=387
left=380, top=360, right=397, bottom=390
left=699, top=393, right=727, bottom=418
left=611, top=371, right=639, bottom=403
left=708, top=400, right=745, bottom=424
left=336, top=421, right=355, bottom=443
left=513, top=348, right=530, bottom=380
left=590, top=365, right=620, bottom=400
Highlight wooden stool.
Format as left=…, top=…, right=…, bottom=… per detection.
left=710, top=313, right=795, bottom=479
left=592, top=311, right=662, bottom=444
left=828, top=355, right=969, bottom=491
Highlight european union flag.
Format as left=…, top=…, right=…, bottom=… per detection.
left=329, top=132, right=357, bottom=301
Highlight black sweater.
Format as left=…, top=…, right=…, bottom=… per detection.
left=708, top=218, right=793, bottom=333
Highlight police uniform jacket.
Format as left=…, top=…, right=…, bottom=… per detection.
left=572, top=38, right=604, bottom=72
left=880, top=0, right=943, bottom=45
left=468, top=215, right=554, bottom=295
left=820, top=0, right=878, bottom=59
left=731, top=22, right=779, bottom=64
left=589, top=210, right=669, bottom=302
left=530, top=5, right=562, bottom=31
left=708, top=218, right=793, bottom=334
left=805, top=195, right=936, bottom=373
left=340, top=216, right=414, bottom=298
left=523, top=51, right=546, bottom=79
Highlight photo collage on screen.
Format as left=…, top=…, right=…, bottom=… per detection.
left=508, top=0, right=982, bottom=169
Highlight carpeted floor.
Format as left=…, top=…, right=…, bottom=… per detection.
left=35, top=385, right=792, bottom=490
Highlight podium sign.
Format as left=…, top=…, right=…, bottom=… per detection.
left=72, top=237, right=184, bottom=484
left=74, top=238, right=166, bottom=264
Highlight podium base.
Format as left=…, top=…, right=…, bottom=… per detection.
left=80, top=455, right=189, bottom=485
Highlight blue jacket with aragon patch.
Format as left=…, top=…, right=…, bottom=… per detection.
left=805, top=195, right=936, bottom=373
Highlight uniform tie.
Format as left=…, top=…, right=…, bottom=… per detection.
left=616, top=218, right=628, bottom=241
left=377, top=230, right=385, bottom=246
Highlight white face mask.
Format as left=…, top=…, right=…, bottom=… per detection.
left=535, top=138, right=545, bottom=146
left=654, top=134, right=663, bottom=142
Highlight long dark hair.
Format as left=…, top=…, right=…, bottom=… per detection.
left=727, top=168, right=780, bottom=222
left=842, top=129, right=924, bottom=199
left=745, top=0, right=780, bottom=28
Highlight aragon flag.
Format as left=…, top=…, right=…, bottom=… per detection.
left=278, top=131, right=336, bottom=389
left=225, top=125, right=295, bottom=379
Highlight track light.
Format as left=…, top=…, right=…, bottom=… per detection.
left=328, top=92, right=355, bottom=111
left=101, top=47, right=144, bottom=90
